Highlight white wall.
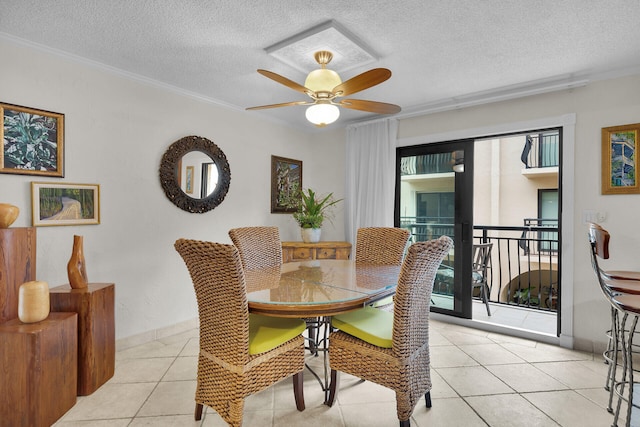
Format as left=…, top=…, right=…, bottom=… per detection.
left=5, top=36, right=639, bottom=353
left=398, top=74, right=640, bottom=352
left=0, top=38, right=346, bottom=343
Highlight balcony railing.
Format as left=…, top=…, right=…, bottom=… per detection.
left=401, top=220, right=559, bottom=313
left=521, top=132, right=559, bottom=169
left=475, top=224, right=558, bottom=312
left=400, top=217, right=454, bottom=242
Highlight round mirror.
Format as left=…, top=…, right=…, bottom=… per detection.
left=179, top=151, right=219, bottom=199
left=159, top=135, right=231, bottom=213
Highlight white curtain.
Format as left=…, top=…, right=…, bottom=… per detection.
left=344, top=118, right=398, bottom=245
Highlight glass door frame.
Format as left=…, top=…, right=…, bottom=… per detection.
left=395, top=139, right=475, bottom=319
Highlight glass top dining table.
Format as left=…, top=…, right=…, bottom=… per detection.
left=245, top=259, right=401, bottom=318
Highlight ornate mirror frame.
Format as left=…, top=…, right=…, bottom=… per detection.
left=159, top=135, right=231, bottom=213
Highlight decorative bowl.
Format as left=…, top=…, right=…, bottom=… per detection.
left=0, top=203, right=19, bottom=228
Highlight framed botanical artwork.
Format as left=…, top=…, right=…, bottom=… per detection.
left=271, top=155, right=302, bottom=213
left=185, top=165, right=194, bottom=194
left=1, top=102, right=64, bottom=177
left=31, top=182, right=100, bottom=226
left=602, top=123, right=640, bottom=195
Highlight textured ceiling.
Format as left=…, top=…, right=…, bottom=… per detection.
left=1, top=0, right=640, bottom=132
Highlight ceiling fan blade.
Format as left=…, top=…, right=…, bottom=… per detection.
left=257, top=69, right=312, bottom=95
left=338, top=99, right=401, bottom=114
left=332, top=68, right=392, bottom=97
left=246, top=101, right=310, bottom=110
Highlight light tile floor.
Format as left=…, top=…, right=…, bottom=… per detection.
left=54, top=319, right=628, bottom=427
left=432, top=296, right=558, bottom=338
left=471, top=300, right=558, bottom=337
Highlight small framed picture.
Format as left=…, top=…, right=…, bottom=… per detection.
left=185, top=165, right=194, bottom=194
left=601, top=123, right=640, bottom=194
left=271, top=155, right=302, bottom=213
left=31, top=182, right=100, bottom=226
left=1, top=102, right=64, bottom=177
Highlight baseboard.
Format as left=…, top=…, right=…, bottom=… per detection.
left=431, top=312, right=562, bottom=346
left=115, top=317, right=199, bottom=351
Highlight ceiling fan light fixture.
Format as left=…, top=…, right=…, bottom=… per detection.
left=248, top=48, right=400, bottom=123
left=304, top=68, right=342, bottom=92
left=305, top=103, right=340, bottom=127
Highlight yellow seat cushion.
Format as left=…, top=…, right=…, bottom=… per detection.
left=371, top=295, right=393, bottom=308
left=332, top=306, right=393, bottom=348
left=248, top=313, right=306, bottom=355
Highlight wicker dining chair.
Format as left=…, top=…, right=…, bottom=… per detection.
left=327, top=236, right=454, bottom=427
left=356, top=227, right=411, bottom=311
left=229, top=226, right=321, bottom=354
left=355, top=227, right=411, bottom=265
left=174, top=239, right=306, bottom=427
left=228, top=226, right=282, bottom=271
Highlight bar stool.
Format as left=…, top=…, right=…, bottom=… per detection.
left=610, top=293, right=640, bottom=426
left=590, top=223, right=640, bottom=282
left=588, top=223, right=640, bottom=416
left=604, top=279, right=640, bottom=416
left=589, top=262, right=640, bottom=425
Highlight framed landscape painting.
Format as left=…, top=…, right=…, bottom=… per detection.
left=1, top=102, right=64, bottom=177
left=602, top=123, right=640, bottom=194
left=31, top=182, right=100, bottom=226
left=271, top=155, right=302, bottom=213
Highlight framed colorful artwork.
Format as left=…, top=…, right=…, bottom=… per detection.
left=185, top=166, right=194, bottom=194
left=31, top=182, right=100, bottom=226
left=1, top=102, right=64, bottom=177
left=271, top=155, right=302, bottom=213
left=601, top=123, right=640, bottom=194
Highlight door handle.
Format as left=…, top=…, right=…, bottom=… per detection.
left=459, top=222, right=470, bottom=243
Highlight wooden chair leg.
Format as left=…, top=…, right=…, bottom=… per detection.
left=293, top=372, right=305, bottom=411
left=195, top=403, right=203, bottom=421
left=326, top=369, right=339, bottom=406
left=425, top=391, right=432, bottom=408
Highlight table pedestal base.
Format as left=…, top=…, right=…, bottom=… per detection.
left=304, top=316, right=334, bottom=404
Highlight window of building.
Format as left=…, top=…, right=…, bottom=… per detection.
left=416, top=192, right=454, bottom=224
left=538, top=189, right=558, bottom=252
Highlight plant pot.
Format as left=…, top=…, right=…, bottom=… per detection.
left=301, top=228, right=321, bottom=243
left=0, top=203, right=19, bottom=228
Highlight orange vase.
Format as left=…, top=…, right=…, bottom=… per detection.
left=67, top=235, right=89, bottom=289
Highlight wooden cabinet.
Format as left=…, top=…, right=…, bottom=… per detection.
left=0, top=227, right=36, bottom=323
left=0, top=312, right=77, bottom=427
left=50, top=283, right=116, bottom=395
left=281, top=241, right=351, bottom=263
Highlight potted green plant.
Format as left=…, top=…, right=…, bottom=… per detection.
left=288, top=188, right=341, bottom=243
left=512, top=287, right=540, bottom=307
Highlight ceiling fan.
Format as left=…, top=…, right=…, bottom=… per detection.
left=246, top=50, right=401, bottom=127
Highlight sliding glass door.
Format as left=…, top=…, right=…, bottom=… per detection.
left=395, top=139, right=474, bottom=318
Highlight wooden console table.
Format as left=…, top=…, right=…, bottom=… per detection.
left=0, top=312, right=77, bottom=427
left=281, top=241, right=351, bottom=263
left=50, top=283, right=115, bottom=395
